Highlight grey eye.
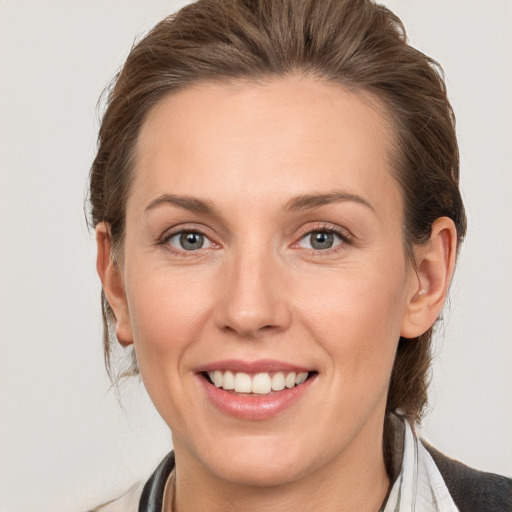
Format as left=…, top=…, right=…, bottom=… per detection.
left=299, top=231, right=342, bottom=251
left=310, top=232, right=333, bottom=250
left=168, top=231, right=212, bottom=251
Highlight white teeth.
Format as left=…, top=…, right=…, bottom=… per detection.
left=234, top=372, right=252, bottom=393
left=208, top=370, right=310, bottom=394
left=296, top=372, right=308, bottom=385
left=213, top=370, right=223, bottom=387
left=285, top=372, right=296, bottom=389
left=223, top=370, right=235, bottom=390
left=271, top=372, right=285, bottom=391
left=252, top=373, right=272, bottom=394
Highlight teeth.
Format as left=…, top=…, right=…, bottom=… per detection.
left=271, top=372, right=285, bottom=391
left=252, top=373, right=272, bottom=394
left=285, top=372, right=296, bottom=388
left=296, top=372, right=308, bottom=385
left=234, top=372, right=252, bottom=393
left=223, top=370, right=235, bottom=390
left=213, top=370, right=223, bottom=387
left=207, top=370, right=310, bottom=394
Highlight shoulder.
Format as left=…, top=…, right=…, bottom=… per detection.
left=88, top=481, right=145, bottom=512
left=423, top=441, right=512, bottom=512
left=87, top=452, right=175, bottom=512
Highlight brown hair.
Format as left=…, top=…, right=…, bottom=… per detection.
left=89, top=0, right=466, bottom=422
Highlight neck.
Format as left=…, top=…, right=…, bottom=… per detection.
left=170, top=414, right=391, bottom=512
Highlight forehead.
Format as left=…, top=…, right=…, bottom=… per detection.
left=131, top=76, right=400, bottom=215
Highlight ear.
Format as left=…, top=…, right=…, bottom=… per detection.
left=401, top=217, right=458, bottom=339
left=96, top=223, right=133, bottom=346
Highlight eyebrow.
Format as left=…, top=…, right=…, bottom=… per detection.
left=285, top=190, right=375, bottom=213
left=144, top=194, right=216, bottom=215
left=144, top=189, right=375, bottom=216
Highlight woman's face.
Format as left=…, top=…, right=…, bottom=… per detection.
left=111, top=77, right=420, bottom=486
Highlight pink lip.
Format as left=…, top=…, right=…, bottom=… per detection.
left=195, top=359, right=311, bottom=375
left=195, top=359, right=316, bottom=420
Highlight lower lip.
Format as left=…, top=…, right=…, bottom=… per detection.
left=198, top=374, right=315, bottom=420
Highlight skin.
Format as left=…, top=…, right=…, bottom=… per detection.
left=97, top=76, right=456, bottom=511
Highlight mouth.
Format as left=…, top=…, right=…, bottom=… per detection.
left=202, top=370, right=317, bottom=395
left=203, top=370, right=317, bottom=395
left=195, top=359, right=318, bottom=419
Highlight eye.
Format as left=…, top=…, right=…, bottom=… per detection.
left=298, top=230, right=344, bottom=251
left=167, top=231, right=213, bottom=251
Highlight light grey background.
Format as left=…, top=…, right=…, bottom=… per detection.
left=0, top=1, right=511, bottom=511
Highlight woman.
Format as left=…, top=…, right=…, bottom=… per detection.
left=89, top=0, right=511, bottom=510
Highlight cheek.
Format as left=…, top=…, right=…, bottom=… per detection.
left=124, top=267, right=215, bottom=383
left=295, top=262, right=409, bottom=387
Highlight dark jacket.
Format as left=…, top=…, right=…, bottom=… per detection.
left=424, top=443, right=512, bottom=512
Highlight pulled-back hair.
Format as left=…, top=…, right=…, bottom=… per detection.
left=89, top=0, right=466, bottom=422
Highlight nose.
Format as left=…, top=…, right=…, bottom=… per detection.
left=214, top=246, right=291, bottom=339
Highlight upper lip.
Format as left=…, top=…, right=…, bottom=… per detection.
left=195, top=359, right=312, bottom=375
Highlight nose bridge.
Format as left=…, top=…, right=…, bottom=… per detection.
left=216, top=238, right=289, bottom=337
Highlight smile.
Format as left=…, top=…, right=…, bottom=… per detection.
left=196, top=360, right=317, bottom=420
left=206, top=370, right=310, bottom=395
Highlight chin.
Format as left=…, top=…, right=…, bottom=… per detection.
left=192, top=433, right=319, bottom=488
left=209, top=455, right=309, bottom=488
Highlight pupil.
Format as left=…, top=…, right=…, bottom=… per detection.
left=180, top=232, right=203, bottom=250
left=311, top=232, right=333, bottom=250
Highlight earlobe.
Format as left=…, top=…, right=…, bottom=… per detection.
left=401, top=217, right=458, bottom=339
left=96, top=223, right=133, bottom=346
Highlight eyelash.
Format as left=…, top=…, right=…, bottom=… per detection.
left=158, top=222, right=354, bottom=256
